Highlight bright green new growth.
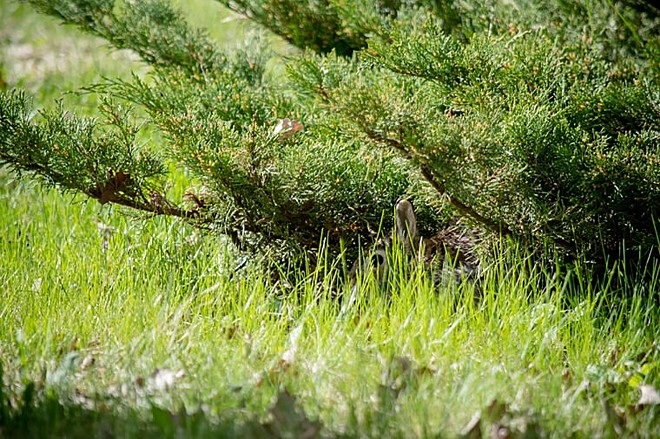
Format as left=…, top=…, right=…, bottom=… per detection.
left=1, top=0, right=658, bottom=265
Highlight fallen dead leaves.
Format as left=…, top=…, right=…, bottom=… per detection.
left=9, top=328, right=659, bottom=438
left=379, top=355, right=437, bottom=402
left=138, top=388, right=323, bottom=439
left=637, top=384, right=660, bottom=407
left=272, top=118, right=304, bottom=140
left=458, top=383, right=660, bottom=438
left=253, top=323, right=304, bottom=387
left=138, top=368, right=186, bottom=392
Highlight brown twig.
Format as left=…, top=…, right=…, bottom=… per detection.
left=85, top=188, right=198, bottom=219
left=418, top=164, right=513, bottom=237
left=363, top=127, right=579, bottom=253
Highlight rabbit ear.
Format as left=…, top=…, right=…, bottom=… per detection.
left=395, top=199, right=418, bottom=254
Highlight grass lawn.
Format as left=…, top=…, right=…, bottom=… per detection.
left=1, top=1, right=659, bottom=437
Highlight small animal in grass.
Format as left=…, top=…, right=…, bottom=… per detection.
left=349, top=199, right=482, bottom=293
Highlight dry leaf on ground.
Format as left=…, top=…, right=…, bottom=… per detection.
left=147, top=368, right=185, bottom=391
left=637, top=384, right=660, bottom=406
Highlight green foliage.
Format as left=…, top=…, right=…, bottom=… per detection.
left=0, top=91, right=171, bottom=213
left=304, top=23, right=659, bottom=258
left=3, top=0, right=435, bottom=261
left=2, top=2, right=659, bottom=436
left=1, top=0, right=659, bottom=264
left=219, top=0, right=370, bottom=56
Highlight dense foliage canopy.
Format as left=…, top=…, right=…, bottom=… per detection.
left=1, top=0, right=658, bottom=264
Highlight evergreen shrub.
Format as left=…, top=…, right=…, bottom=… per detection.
left=1, top=0, right=658, bottom=267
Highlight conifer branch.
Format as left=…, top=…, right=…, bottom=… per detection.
left=362, top=128, right=512, bottom=234
left=4, top=0, right=658, bottom=263
left=362, top=127, right=582, bottom=252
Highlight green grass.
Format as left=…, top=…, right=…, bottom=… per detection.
left=1, top=1, right=659, bottom=438
left=1, top=177, right=658, bottom=437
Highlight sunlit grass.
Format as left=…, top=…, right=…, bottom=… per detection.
left=1, top=1, right=659, bottom=437
left=1, top=175, right=658, bottom=436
